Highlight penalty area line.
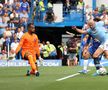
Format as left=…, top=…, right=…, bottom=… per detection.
left=56, top=70, right=91, bottom=81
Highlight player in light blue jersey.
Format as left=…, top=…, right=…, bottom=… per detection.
left=86, top=20, right=108, bottom=59
left=72, top=20, right=108, bottom=75
left=73, top=20, right=108, bottom=60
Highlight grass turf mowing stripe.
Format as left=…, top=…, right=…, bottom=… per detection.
left=56, top=70, right=91, bottom=81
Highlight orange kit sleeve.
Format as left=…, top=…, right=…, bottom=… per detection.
left=15, top=34, right=25, bottom=54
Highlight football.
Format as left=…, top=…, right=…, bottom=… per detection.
left=98, top=68, right=107, bottom=75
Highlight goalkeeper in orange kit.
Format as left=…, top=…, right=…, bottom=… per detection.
left=12, top=23, right=42, bottom=76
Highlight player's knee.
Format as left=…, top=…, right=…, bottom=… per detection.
left=104, top=52, right=108, bottom=59
left=93, top=54, right=98, bottom=59
left=105, top=55, right=108, bottom=59
left=83, top=56, right=89, bottom=59
left=83, top=52, right=90, bottom=59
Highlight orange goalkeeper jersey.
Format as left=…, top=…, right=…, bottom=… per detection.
left=15, top=32, right=40, bottom=58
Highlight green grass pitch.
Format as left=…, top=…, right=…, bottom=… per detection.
left=0, top=66, right=108, bottom=90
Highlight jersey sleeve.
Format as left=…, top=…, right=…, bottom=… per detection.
left=96, top=21, right=104, bottom=27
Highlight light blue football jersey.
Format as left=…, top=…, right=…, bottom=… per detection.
left=87, top=22, right=108, bottom=43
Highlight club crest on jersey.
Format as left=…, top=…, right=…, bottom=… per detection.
left=34, top=38, right=36, bottom=42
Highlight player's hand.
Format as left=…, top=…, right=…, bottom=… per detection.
left=72, top=26, right=77, bottom=30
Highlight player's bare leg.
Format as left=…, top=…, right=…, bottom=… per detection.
left=93, top=47, right=103, bottom=59
left=78, top=49, right=90, bottom=74
left=104, top=50, right=108, bottom=59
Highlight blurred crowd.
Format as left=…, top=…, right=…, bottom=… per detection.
left=0, top=0, right=30, bottom=60
left=85, top=4, right=108, bottom=27
left=34, top=0, right=85, bottom=23
left=0, top=0, right=83, bottom=64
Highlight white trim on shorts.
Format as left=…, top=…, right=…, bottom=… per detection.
left=99, top=40, right=108, bottom=51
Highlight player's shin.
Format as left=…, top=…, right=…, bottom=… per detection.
left=28, top=55, right=36, bottom=72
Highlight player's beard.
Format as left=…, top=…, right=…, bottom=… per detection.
left=29, top=31, right=35, bottom=35
left=33, top=32, right=35, bottom=34
left=31, top=31, right=35, bottom=34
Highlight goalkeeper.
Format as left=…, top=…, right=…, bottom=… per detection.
left=12, top=23, right=42, bottom=76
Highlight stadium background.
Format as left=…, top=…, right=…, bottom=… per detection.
left=0, top=0, right=108, bottom=66
left=0, top=0, right=108, bottom=90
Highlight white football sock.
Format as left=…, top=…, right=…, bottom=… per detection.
left=83, top=60, right=88, bottom=70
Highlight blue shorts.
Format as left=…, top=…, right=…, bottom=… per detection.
left=88, top=40, right=101, bottom=55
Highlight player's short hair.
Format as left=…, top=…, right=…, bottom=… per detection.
left=27, top=22, right=34, bottom=29
left=87, top=20, right=95, bottom=26
left=94, top=17, right=101, bottom=22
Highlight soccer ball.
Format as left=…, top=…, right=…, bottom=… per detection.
left=97, top=68, right=107, bottom=75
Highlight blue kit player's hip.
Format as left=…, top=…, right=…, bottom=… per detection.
left=88, top=40, right=101, bottom=55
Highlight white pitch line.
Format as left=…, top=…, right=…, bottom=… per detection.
left=56, top=73, right=80, bottom=81
left=56, top=70, right=91, bottom=81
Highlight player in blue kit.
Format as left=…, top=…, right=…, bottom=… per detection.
left=80, top=36, right=102, bottom=74
left=66, top=31, right=102, bottom=74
